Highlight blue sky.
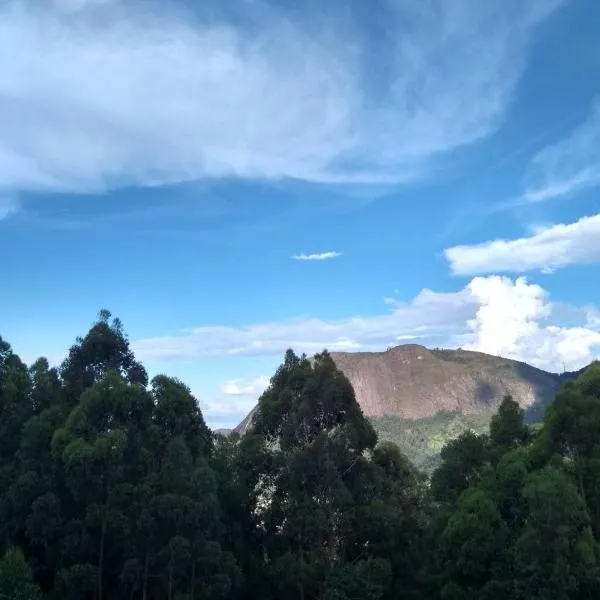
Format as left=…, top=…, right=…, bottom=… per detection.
left=1, top=0, right=600, bottom=428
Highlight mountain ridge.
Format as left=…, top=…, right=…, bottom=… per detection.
left=232, top=344, right=585, bottom=467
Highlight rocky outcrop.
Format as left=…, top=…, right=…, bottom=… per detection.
left=328, top=345, right=563, bottom=420
left=235, top=344, right=582, bottom=436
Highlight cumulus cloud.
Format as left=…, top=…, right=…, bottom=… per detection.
left=458, top=277, right=600, bottom=372
left=133, top=276, right=600, bottom=373
left=292, top=251, right=342, bottom=261
left=445, top=213, right=600, bottom=275
left=519, top=102, right=600, bottom=203
left=0, top=0, right=564, bottom=194
left=458, top=277, right=549, bottom=357
left=221, top=375, right=270, bottom=396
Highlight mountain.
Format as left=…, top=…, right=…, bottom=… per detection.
left=234, top=344, right=584, bottom=471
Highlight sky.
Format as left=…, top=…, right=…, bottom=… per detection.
left=1, top=0, right=600, bottom=428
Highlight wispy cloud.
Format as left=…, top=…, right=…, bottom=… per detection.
left=292, top=251, right=342, bottom=261
left=221, top=375, right=270, bottom=396
left=445, top=213, right=600, bottom=275
left=132, top=288, right=477, bottom=360
left=0, top=197, right=19, bottom=221
left=518, top=102, right=600, bottom=204
left=133, top=276, right=600, bottom=373
left=0, top=0, right=564, bottom=195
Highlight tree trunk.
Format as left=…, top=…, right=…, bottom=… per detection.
left=579, top=468, right=587, bottom=505
left=97, top=514, right=107, bottom=600
left=190, top=558, right=196, bottom=600
left=142, top=552, right=149, bottom=600
left=297, top=543, right=305, bottom=600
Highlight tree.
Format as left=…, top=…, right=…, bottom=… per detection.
left=430, top=431, right=489, bottom=505
left=513, top=467, right=598, bottom=599
left=211, top=432, right=269, bottom=600
left=250, top=350, right=385, bottom=600
left=0, top=339, right=32, bottom=463
left=488, top=395, right=531, bottom=462
left=4, top=312, right=600, bottom=600
left=29, top=358, right=61, bottom=415
left=151, top=376, right=213, bottom=463
left=0, top=546, right=41, bottom=600
left=61, top=310, right=147, bottom=407
left=351, top=442, right=428, bottom=599
left=438, top=488, right=508, bottom=597
left=544, top=363, right=600, bottom=536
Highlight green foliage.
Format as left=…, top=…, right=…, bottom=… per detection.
left=430, top=430, right=489, bottom=504
left=372, top=410, right=492, bottom=473
left=0, top=546, right=40, bottom=600
left=488, top=395, right=531, bottom=461
left=0, top=315, right=239, bottom=600
left=1, top=314, right=600, bottom=599
left=429, top=365, right=600, bottom=599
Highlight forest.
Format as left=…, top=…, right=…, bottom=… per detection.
left=1, top=310, right=600, bottom=600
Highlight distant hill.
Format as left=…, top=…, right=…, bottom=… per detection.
left=234, top=344, right=584, bottom=470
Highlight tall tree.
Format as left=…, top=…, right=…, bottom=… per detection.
left=488, top=395, right=531, bottom=463
left=251, top=350, right=382, bottom=600
left=0, top=546, right=41, bottom=600
left=513, top=467, right=598, bottom=599
left=60, top=310, right=147, bottom=407
left=430, top=431, right=489, bottom=505
left=544, top=363, right=600, bottom=536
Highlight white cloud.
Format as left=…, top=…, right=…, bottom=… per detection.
left=458, top=277, right=600, bottom=372
left=0, top=0, right=564, bottom=193
left=459, top=277, right=550, bottom=357
left=0, top=197, right=19, bottom=220
left=520, top=102, right=600, bottom=203
left=198, top=394, right=261, bottom=429
left=587, top=307, right=600, bottom=329
left=292, top=251, right=342, bottom=261
left=221, top=375, right=270, bottom=396
left=445, top=213, right=600, bottom=275
left=133, top=276, right=600, bottom=373
left=132, top=286, right=475, bottom=360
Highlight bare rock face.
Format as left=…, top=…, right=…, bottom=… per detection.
left=328, top=345, right=561, bottom=420
left=234, top=345, right=577, bottom=436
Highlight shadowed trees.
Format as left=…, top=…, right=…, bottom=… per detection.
left=1, top=314, right=600, bottom=599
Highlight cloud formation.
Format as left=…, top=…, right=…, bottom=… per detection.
left=198, top=394, right=260, bottom=430
left=520, top=102, right=600, bottom=203
left=0, top=0, right=564, bottom=194
left=459, top=277, right=600, bottom=372
left=445, top=213, right=600, bottom=275
left=221, top=376, right=270, bottom=396
left=292, top=251, right=342, bottom=261
left=133, top=276, right=600, bottom=373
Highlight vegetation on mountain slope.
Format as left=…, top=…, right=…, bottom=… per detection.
left=1, top=311, right=600, bottom=599
left=237, top=346, right=584, bottom=470
left=372, top=411, right=494, bottom=473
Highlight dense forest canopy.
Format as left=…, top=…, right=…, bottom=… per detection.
left=1, top=311, right=600, bottom=599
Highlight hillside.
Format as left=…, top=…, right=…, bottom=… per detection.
left=235, top=344, right=582, bottom=469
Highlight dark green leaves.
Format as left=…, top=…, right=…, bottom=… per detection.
left=2, top=315, right=600, bottom=600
